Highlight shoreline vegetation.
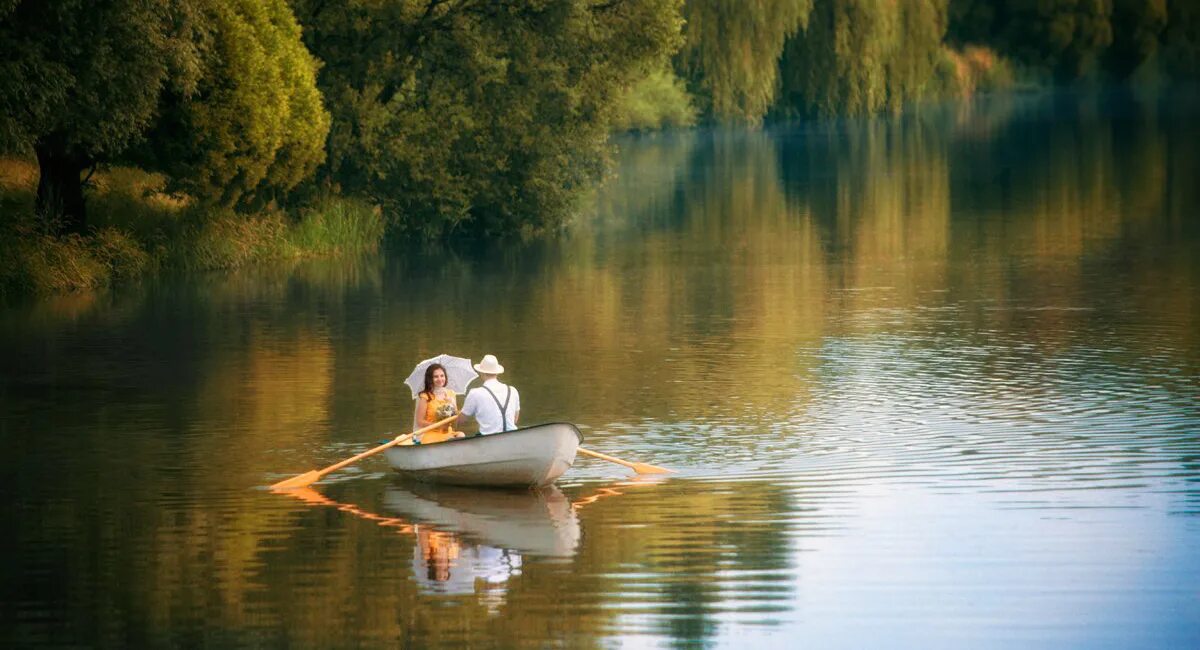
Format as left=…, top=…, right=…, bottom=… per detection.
left=0, top=159, right=382, bottom=296
left=2, top=0, right=1197, bottom=298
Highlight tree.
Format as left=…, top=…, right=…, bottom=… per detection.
left=997, top=0, right=1113, bottom=79
left=776, top=0, right=948, bottom=117
left=947, top=0, right=1114, bottom=80
left=144, top=0, right=329, bottom=209
left=1106, top=0, right=1167, bottom=78
left=673, top=0, right=812, bottom=123
left=1162, top=0, right=1200, bottom=79
left=294, top=0, right=683, bottom=239
left=0, top=0, right=206, bottom=233
left=0, top=0, right=329, bottom=234
left=946, top=0, right=994, bottom=45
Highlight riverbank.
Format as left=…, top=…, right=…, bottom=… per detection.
left=0, top=159, right=383, bottom=297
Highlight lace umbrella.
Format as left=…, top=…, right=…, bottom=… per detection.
left=404, top=354, right=478, bottom=399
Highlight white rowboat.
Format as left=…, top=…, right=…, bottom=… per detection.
left=384, top=422, right=582, bottom=487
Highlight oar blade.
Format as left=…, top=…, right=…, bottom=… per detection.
left=631, top=462, right=675, bottom=475
left=578, top=446, right=674, bottom=475
left=271, top=470, right=322, bottom=490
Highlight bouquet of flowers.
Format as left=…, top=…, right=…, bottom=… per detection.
left=435, top=402, right=457, bottom=419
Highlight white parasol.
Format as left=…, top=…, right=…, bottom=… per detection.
left=404, top=354, right=478, bottom=399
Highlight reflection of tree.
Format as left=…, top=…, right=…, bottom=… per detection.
left=523, top=129, right=829, bottom=427
left=777, top=114, right=952, bottom=318
left=558, top=478, right=798, bottom=647
left=939, top=93, right=1198, bottom=355
left=0, top=256, right=394, bottom=645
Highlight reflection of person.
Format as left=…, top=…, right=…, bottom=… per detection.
left=411, top=526, right=521, bottom=601
left=414, top=363, right=465, bottom=444
left=458, top=354, right=520, bottom=435
left=417, top=527, right=460, bottom=582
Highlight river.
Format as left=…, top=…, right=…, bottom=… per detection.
left=2, top=90, right=1198, bottom=648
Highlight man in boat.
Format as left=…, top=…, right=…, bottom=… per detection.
left=457, top=354, right=520, bottom=435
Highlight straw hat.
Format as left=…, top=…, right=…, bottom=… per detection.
left=473, top=354, right=505, bottom=374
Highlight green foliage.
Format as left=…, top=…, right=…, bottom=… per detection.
left=150, top=0, right=330, bottom=209
left=946, top=0, right=1172, bottom=81
left=0, top=0, right=207, bottom=231
left=994, top=0, right=1114, bottom=79
left=1163, top=0, right=1200, bottom=78
left=610, top=66, right=698, bottom=132
left=164, top=201, right=381, bottom=272
left=0, top=0, right=205, bottom=158
left=0, top=229, right=110, bottom=295
left=0, top=158, right=379, bottom=294
left=285, top=199, right=385, bottom=257
left=0, top=188, right=152, bottom=294
left=675, top=0, right=812, bottom=123
left=1107, top=0, right=1168, bottom=77
left=0, top=0, right=327, bottom=234
left=776, top=0, right=949, bottom=117
left=295, top=0, right=684, bottom=239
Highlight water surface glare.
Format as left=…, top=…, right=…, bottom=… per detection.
left=3, top=92, right=1200, bottom=648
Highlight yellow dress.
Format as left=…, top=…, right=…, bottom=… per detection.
left=418, top=389, right=459, bottom=444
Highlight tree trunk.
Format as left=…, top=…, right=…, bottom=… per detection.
left=34, top=142, right=89, bottom=235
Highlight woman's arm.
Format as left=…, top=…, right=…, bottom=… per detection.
left=415, top=395, right=431, bottom=428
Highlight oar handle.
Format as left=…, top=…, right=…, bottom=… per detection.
left=315, top=414, right=457, bottom=479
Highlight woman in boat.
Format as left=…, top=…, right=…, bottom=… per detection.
left=414, top=363, right=465, bottom=444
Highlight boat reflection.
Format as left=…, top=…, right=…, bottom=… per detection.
left=277, top=483, right=593, bottom=605
left=383, top=483, right=581, bottom=558
left=382, top=484, right=580, bottom=603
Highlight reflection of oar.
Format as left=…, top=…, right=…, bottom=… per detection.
left=272, top=415, right=457, bottom=489
left=275, top=487, right=415, bottom=533
left=577, top=447, right=674, bottom=475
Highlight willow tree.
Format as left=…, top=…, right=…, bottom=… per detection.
left=0, top=0, right=328, bottom=234
left=673, top=0, right=812, bottom=123
left=776, top=0, right=948, bottom=117
left=294, top=0, right=683, bottom=239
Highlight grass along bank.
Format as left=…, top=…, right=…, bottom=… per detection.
left=0, top=159, right=384, bottom=297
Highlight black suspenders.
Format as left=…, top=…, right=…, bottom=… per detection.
left=482, top=385, right=512, bottom=432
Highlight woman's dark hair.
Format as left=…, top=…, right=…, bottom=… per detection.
left=422, top=363, right=447, bottom=397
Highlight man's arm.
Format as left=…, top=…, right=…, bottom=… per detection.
left=456, top=391, right=477, bottom=428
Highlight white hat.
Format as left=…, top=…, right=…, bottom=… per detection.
left=473, top=354, right=505, bottom=374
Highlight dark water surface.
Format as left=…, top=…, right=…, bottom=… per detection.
left=3, top=92, right=1199, bottom=648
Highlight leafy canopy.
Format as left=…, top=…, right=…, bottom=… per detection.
left=0, top=0, right=206, bottom=160
left=139, top=0, right=330, bottom=208
left=674, top=0, right=812, bottom=124
left=0, top=0, right=328, bottom=231
left=294, top=0, right=684, bottom=239
left=776, top=0, right=949, bottom=117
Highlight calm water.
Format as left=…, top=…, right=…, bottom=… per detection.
left=3, top=92, right=1199, bottom=648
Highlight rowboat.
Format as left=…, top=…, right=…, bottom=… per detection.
left=384, top=422, right=582, bottom=487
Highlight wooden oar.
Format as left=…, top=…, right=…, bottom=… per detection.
left=577, top=447, right=675, bottom=475
left=271, top=415, right=458, bottom=490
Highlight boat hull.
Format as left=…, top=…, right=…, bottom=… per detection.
left=384, top=422, right=582, bottom=487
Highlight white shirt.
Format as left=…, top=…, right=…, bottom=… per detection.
left=461, top=379, right=520, bottom=434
